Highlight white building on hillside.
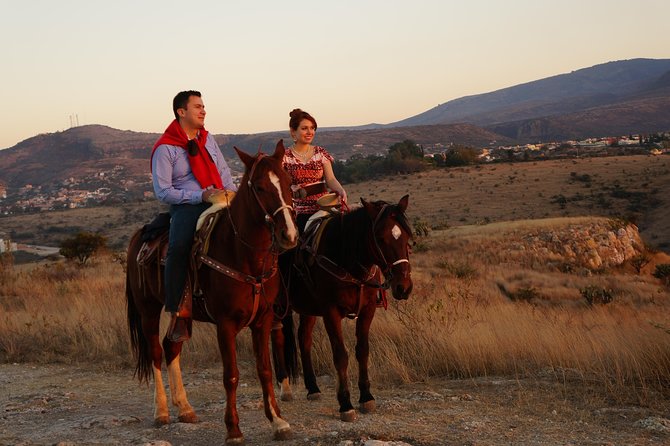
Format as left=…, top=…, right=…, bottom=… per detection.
left=0, top=238, right=18, bottom=253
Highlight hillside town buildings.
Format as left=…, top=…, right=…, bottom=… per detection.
left=0, top=134, right=668, bottom=217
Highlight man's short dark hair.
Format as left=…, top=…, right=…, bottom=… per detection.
left=173, top=90, right=201, bottom=120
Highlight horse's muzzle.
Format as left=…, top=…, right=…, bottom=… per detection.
left=392, top=281, right=413, bottom=300
left=278, top=228, right=298, bottom=250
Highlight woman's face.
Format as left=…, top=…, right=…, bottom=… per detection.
left=292, top=119, right=316, bottom=145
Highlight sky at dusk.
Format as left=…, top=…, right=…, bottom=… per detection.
left=1, top=0, right=669, bottom=149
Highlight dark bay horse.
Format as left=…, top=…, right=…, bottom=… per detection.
left=272, top=195, right=413, bottom=421
left=126, top=141, right=297, bottom=444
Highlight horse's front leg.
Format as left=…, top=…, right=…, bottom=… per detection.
left=216, top=321, right=244, bottom=444
left=251, top=314, right=292, bottom=440
left=322, top=310, right=356, bottom=421
left=355, top=303, right=376, bottom=414
left=271, top=315, right=292, bottom=402
left=163, top=336, right=197, bottom=423
left=297, top=315, right=322, bottom=398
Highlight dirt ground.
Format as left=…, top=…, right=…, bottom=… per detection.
left=2, top=363, right=669, bottom=446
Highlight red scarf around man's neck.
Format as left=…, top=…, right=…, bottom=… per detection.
left=151, top=119, right=224, bottom=189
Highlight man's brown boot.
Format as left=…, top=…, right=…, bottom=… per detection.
left=166, top=312, right=192, bottom=343
left=166, top=275, right=193, bottom=342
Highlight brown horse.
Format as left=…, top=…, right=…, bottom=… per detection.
left=126, top=141, right=297, bottom=444
left=271, top=195, right=413, bottom=421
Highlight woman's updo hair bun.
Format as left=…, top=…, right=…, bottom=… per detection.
left=289, top=108, right=317, bottom=131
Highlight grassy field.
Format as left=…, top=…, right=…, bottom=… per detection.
left=1, top=154, right=669, bottom=407
left=1, top=214, right=669, bottom=407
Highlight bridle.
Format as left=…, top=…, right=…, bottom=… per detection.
left=368, top=204, right=411, bottom=288
left=247, top=153, right=294, bottom=231
left=227, top=153, right=295, bottom=253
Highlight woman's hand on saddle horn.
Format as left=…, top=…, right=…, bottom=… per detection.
left=334, top=188, right=347, bottom=205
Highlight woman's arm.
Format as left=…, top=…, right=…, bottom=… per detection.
left=322, top=158, right=347, bottom=203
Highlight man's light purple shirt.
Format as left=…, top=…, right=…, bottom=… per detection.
left=151, top=134, right=237, bottom=205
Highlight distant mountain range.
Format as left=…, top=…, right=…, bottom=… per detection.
left=389, top=58, right=670, bottom=141
left=1, top=58, right=669, bottom=191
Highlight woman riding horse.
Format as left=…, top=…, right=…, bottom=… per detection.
left=272, top=195, right=413, bottom=421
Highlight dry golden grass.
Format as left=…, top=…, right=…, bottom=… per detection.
left=1, top=155, right=669, bottom=405
left=0, top=257, right=129, bottom=363
left=2, top=215, right=669, bottom=405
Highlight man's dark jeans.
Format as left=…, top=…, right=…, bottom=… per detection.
left=164, top=202, right=209, bottom=312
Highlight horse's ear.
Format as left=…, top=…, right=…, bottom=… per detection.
left=398, top=194, right=409, bottom=213
left=234, top=146, right=255, bottom=170
left=272, top=139, right=286, bottom=160
left=360, top=197, right=376, bottom=217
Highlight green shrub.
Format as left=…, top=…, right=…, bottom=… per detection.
left=580, top=285, right=613, bottom=306
left=653, top=264, right=670, bottom=285
left=59, top=231, right=107, bottom=265
left=631, top=254, right=651, bottom=274
left=509, top=287, right=540, bottom=302
left=436, top=259, right=478, bottom=280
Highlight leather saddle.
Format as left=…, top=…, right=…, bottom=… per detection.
left=135, top=210, right=224, bottom=334
left=136, top=212, right=170, bottom=267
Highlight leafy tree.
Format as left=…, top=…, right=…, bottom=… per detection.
left=387, top=140, right=424, bottom=160
left=443, top=145, right=479, bottom=167
left=333, top=140, right=429, bottom=183
left=59, top=231, right=107, bottom=265
left=386, top=140, right=427, bottom=173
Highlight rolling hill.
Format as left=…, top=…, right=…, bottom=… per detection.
left=391, top=58, right=670, bottom=141
left=0, top=123, right=510, bottom=190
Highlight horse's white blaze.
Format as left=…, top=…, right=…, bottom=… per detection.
left=269, top=171, right=298, bottom=242
left=166, top=354, right=194, bottom=416
left=391, top=224, right=402, bottom=240
left=153, top=365, right=169, bottom=420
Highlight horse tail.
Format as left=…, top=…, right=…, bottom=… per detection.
left=282, top=311, right=300, bottom=383
left=126, top=238, right=153, bottom=384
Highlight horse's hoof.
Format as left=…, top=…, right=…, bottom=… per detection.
left=306, top=392, right=321, bottom=401
left=340, top=409, right=357, bottom=422
left=178, top=411, right=198, bottom=423
left=359, top=399, right=376, bottom=414
left=273, top=426, right=293, bottom=441
left=225, top=435, right=245, bottom=445
left=280, top=378, right=293, bottom=401
left=154, top=416, right=170, bottom=426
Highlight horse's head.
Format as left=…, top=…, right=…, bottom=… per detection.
left=234, top=140, right=298, bottom=251
left=362, top=194, right=413, bottom=300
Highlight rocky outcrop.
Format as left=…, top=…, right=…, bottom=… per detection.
left=515, top=220, right=645, bottom=271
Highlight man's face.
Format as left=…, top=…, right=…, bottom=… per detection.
left=178, top=95, right=206, bottom=130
